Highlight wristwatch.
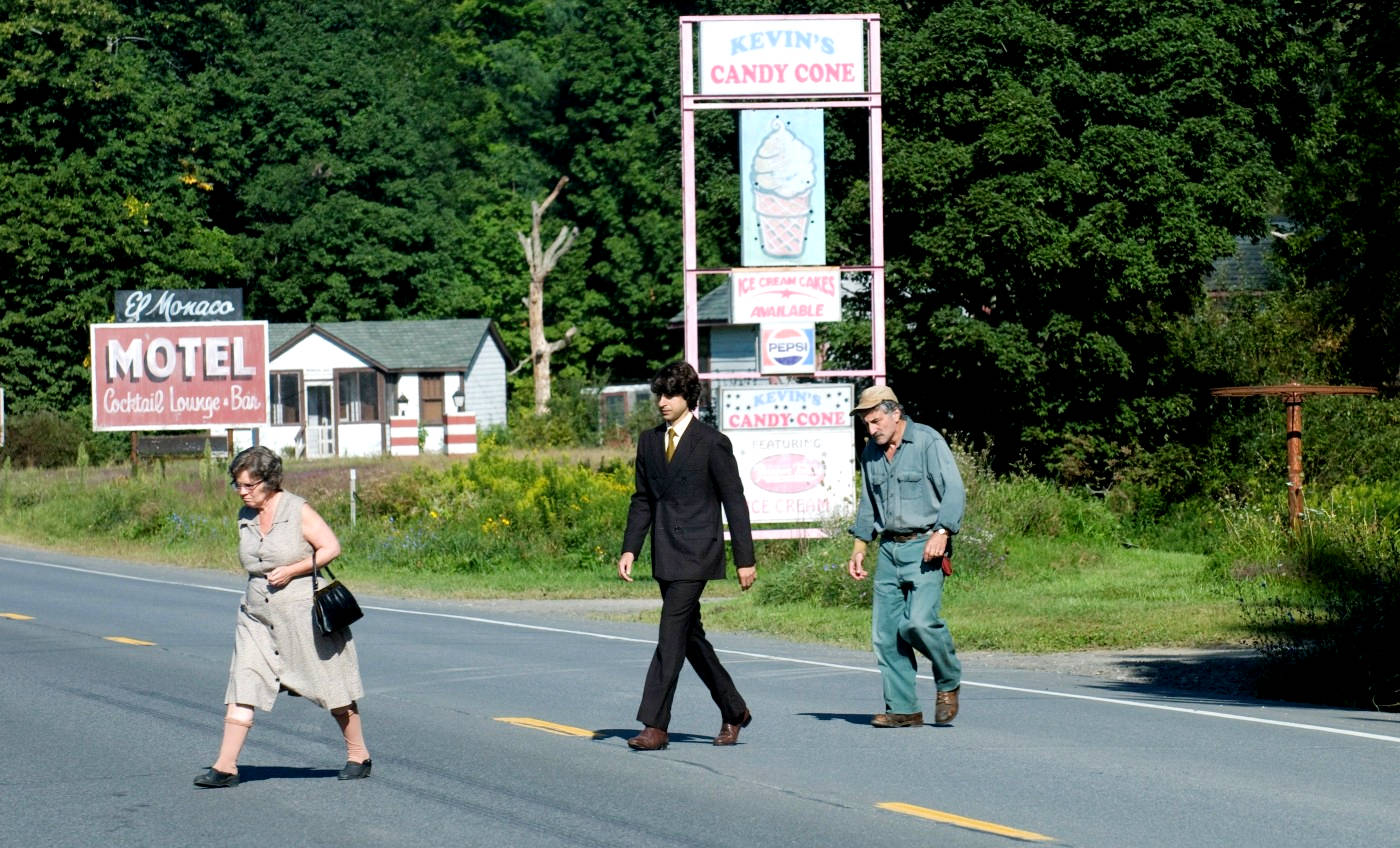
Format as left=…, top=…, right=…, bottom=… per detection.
left=934, top=528, right=949, bottom=535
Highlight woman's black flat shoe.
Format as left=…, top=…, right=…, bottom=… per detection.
left=193, top=767, right=239, bottom=788
left=338, top=759, right=372, bottom=780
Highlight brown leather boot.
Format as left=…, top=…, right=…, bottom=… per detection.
left=871, top=711, right=923, bottom=728
left=934, top=687, right=960, bottom=725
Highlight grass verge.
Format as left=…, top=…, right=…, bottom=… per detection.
left=0, top=450, right=1249, bottom=654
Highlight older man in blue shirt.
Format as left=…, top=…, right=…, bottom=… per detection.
left=847, top=385, right=965, bottom=727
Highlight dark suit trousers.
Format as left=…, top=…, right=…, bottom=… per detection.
left=637, top=579, right=747, bottom=730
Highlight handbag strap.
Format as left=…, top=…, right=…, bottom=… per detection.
left=309, top=549, right=336, bottom=591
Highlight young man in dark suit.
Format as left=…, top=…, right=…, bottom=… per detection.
left=617, top=361, right=757, bottom=750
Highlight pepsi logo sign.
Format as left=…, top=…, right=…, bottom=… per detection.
left=750, top=453, right=824, bottom=494
left=761, top=326, right=815, bottom=369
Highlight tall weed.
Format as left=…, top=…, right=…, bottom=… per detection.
left=756, top=445, right=1124, bottom=608
left=351, top=444, right=634, bottom=572
left=1229, top=484, right=1400, bottom=709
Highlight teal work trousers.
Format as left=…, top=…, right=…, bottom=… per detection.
left=871, top=537, right=961, bottom=714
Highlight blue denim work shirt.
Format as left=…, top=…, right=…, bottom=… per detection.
left=849, top=418, right=965, bottom=542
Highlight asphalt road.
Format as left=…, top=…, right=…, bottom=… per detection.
left=2, top=543, right=1397, bottom=848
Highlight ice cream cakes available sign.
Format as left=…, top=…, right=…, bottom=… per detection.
left=731, top=267, right=841, bottom=324
left=759, top=325, right=817, bottom=375
left=719, top=384, right=856, bottom=524
left=698, top=19, right=866, bottom=96
left=740, top=110, right=824, bottom=266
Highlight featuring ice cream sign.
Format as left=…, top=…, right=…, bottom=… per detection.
left=720, top=385, right=856, bottom=524
left=741, top=110, right=825, bottom=266
left=698, top=19, right=866, bottom=96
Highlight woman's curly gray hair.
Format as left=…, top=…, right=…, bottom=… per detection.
left=228, top=445, right=283, bottom=491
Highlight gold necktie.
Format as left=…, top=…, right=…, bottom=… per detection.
left=666, top=427, right=677, bottom=462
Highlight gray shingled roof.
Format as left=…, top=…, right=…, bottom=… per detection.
left=667, top=282, right=732, bottom=327
left=269, top=319, right=512, bottom=372
left=1204, top=218, right=1293, bottom=294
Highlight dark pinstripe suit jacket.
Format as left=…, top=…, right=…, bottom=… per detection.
left=621, top=418, right=754, bottom=581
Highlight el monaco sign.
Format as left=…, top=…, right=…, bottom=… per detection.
left=115, top=288, right=244, bottom=323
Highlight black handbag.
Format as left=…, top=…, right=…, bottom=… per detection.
left=310, top=551, right=363, bottom=635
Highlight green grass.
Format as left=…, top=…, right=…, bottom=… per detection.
left=0, top=449, right=1252, bottom=654
left=696, top=540, right=1246, bottom=653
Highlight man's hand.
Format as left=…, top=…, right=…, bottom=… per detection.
left=847, top=550, right=868, bottom=581
left=737, top=565, right=757, bottom=590
left=922, top=530, right=949, bottom=562
left=617, top=551, right=635, bottom=582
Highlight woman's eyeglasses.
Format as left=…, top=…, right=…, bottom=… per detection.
left=230, top=480, right=263, bottom=492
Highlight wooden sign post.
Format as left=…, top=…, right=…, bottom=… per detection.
left=1211, top=383, right=1378, bottom=530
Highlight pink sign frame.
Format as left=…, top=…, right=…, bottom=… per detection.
left=679, top=13, right=886, bottom=387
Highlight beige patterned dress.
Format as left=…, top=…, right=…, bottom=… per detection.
left=224, top=491, right=364, bottom=711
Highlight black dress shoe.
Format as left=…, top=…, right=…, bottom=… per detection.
left=714, top=709, right=752, bottom=746
left=193, top=767, right=239, bottom=788
left=338, top=759, right=372, bottom=780
left=627, top=726, right=669, bottom=750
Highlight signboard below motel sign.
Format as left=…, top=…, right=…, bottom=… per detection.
left=91, top=321, right=269, bottom=431
left=698, top=18, right=866, bottom=96
left=731, top=266, right=841, bottom=324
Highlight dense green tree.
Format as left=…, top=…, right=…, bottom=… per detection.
left=2, top=0, right=1388, bottom=501
left=862, top=0, right=1296, bottom=482
left=1280, top=2, right=1400, bottom=390
left=0, top=0, right=247, bottom=411
left=228, top=0, right=469, bottom=322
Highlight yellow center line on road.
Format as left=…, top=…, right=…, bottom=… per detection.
left=1, top=612, right=35, bottom=620
left=104, top=636, right=157, bottom=646
left=494, top=717, right=599, bottom=738
left=877, top=802, right=1055, bottom=842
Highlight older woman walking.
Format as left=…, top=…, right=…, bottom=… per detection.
left=194, top=446, right=371, bottom=788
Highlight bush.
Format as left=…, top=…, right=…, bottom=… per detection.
left=1230, top=487, right=1400, bottom=709
left=497, top=375, right=605, bottom=448
left=757, top=557, right=871, bottom=608
left=352, top=442, right=634, bottom=572
left=0, top=410, right=86, bottom=468
left=0, top=407, right=129, bottom=469
left=756, top=444, right=1116, bottom=608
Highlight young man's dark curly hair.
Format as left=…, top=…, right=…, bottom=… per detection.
left=650, top=361, right=702, bottom=411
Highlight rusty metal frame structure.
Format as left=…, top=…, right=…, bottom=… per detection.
left=678, top=14, right=886, bottom=384
left=1211, top=383, right=1379, bottom=530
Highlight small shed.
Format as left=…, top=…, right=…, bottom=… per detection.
left=669, top=281, right=759, bottom=372
left=236, top=319, right=512, bottom=459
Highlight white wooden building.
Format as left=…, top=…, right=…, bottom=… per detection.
left=231, top=319, right=512, bottom=459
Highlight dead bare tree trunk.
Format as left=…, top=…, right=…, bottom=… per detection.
left=514, top=176, right=579, bottom=415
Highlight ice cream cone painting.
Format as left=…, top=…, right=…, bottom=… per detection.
left=741, top=110, right=825, bottom=266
